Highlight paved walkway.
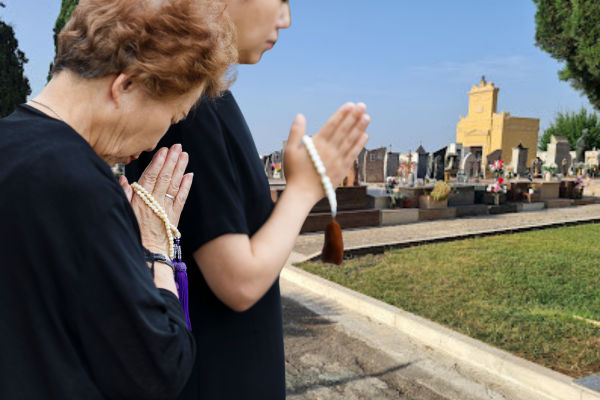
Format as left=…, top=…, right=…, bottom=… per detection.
left=293, top=204, right=600, bottom=257
left=281, top=278, right=548, bottom=400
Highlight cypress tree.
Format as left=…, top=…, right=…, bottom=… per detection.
left=0, top=2, right=32, bottom=118
left=48, top=0, right=79, bottom=80
left=534, top=0, right=600, bottom=110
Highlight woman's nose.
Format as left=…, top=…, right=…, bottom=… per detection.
left=277, top=3, right=291, bottom=30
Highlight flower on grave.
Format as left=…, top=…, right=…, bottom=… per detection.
left=574, top=175, right=588, bottom=189
left=276, top=163, right=282, bottom=172
left=386, top=176, right=399, bottom=193
left=486, top=181, right=507, bottom=194
left=542, top=163, right=558, bottom=173
left=489, top=160, right=505, bottom=174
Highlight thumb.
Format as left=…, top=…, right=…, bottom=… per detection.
left=286, top=114, right=306, bottom=151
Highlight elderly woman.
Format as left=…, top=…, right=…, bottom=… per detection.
left=0, top=0, right=236, bottom=399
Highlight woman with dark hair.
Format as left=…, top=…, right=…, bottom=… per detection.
left=0, top=0, right=237, bottom=399
left=127, top=1, right=371, bottom=399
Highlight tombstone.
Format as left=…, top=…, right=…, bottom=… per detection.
left=385, top=151, right=400, bottom=179
left=576, top=129, right=589, bottom=163
left=444, top=143, right=462, bottom=177
left=343, top=159, right=361, bottom=187
left=407, top=173, right=415, bottom=187
left=456, top=170, right=468, bottom=184
left=363, top=147, right=387, bottom=182
left=532, top=157, right=543, bottom=178
left=585, top=149, right=600, bottom=168
left=357, top=148, right=367, bottom=182
left=546, top=135, right=571, bottom=170
left=461, top=153, right=477, bottom=178
left=415, top=145, right=429, bottom=179
left=511, top=144, right=528, bottom=176
left=432, top=146, right=447, bottom=181
left=352, top=159, right=360, bottom=186
left=485, top=150, right=502, bottom=178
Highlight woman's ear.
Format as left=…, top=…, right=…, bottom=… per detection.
left=111, top=73, right=135, bottom=109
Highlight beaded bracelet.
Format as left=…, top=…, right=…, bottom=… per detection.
left=302, top=135, right=337, bottom=217
left=131, top=182, right=191, bottom=330
left=301, top=135, right=344, bottom=265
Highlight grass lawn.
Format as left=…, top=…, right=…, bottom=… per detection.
left=297, top=224, right=600, bottom=378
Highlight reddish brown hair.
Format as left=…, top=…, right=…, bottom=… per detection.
left=52, top=0, right=238, bottom=99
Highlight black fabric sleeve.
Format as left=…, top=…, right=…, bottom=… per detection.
left=176, top=102, right=250, bottom=253
left=73, top=195, right=195, bottom=400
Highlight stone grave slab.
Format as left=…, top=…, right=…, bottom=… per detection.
left=559, top=181, right=575, bottom=199
left=367, top=194, right=390, bottom=210
left=544, top=199, right=573, bottom=209
left=489, top=204, right=519, bottom=215
left=418, top=208, right=457, bottom=221
left=539, top=182, right=561, bottom=200
left=301, top=210, right=380, bottom=234
left=506, top=182, right=529, bottom=202
left=573, top=198, right=596, bottom=206
left=380, top=209, right=420, bottom=226
left=483, top=192, right=507, bottom=205
left=521, top=202, right=546, bottom=212
left=311, top=186, right=368, bottom=213
left=455, top=204, right=489, bottom=218
left=449, top=185, right=475, bottom=206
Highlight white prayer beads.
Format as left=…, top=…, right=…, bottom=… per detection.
left=131, top=182, right=181, bottom=259
left=302, top=135, right=337, bottom=217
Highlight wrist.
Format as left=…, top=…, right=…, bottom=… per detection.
left=282, top=182, right=323, bottom=209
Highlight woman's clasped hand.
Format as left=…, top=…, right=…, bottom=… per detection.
left=120, top=144, right=193, bottom=257
left=283, top=102, right=371, bottom=203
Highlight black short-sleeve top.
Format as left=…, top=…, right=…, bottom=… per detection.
left=126, top=91, right=285, bottom=400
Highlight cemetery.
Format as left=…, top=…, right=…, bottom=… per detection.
left=270, top=78, right=600, bottom=234
left=275, top=78, right=600, bottom=399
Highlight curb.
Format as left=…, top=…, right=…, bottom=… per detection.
left=281, top=264, right=600, bottom=400
left=303, top=217, right=600, bottom=262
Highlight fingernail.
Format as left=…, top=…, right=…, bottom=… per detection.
left=344, top=103, right=355, bottom=111
left=362, top=133, right=369, bottom=141
left=361, top=115, right=370, bottom=125
left=356, top=103, right=366, bottom=113
left=293, top=114, right=302, bottom=124
left=159, top=149, right=167, bottom=158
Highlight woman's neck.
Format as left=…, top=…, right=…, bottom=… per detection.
left=28, top=73, right=118, bottom=164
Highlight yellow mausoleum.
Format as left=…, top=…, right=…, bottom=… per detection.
left=456, top=77, right=539, bottom=168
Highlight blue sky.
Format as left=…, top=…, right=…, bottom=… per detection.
left=2, top=0, right=593, bottom=154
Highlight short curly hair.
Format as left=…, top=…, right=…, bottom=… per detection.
left=52, top=0, right=238, bottom=99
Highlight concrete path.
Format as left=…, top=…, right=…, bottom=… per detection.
left=281, top=278, right=548, bottom=400
left=293, top=204, right=600, bottom=257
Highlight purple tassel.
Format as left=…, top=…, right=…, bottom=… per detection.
left=173, top=239, right=191, bottom=331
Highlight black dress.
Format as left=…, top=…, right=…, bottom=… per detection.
left=0, top=105, right=195, bottom=400
left=126, top=91, right=285, bottom=400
